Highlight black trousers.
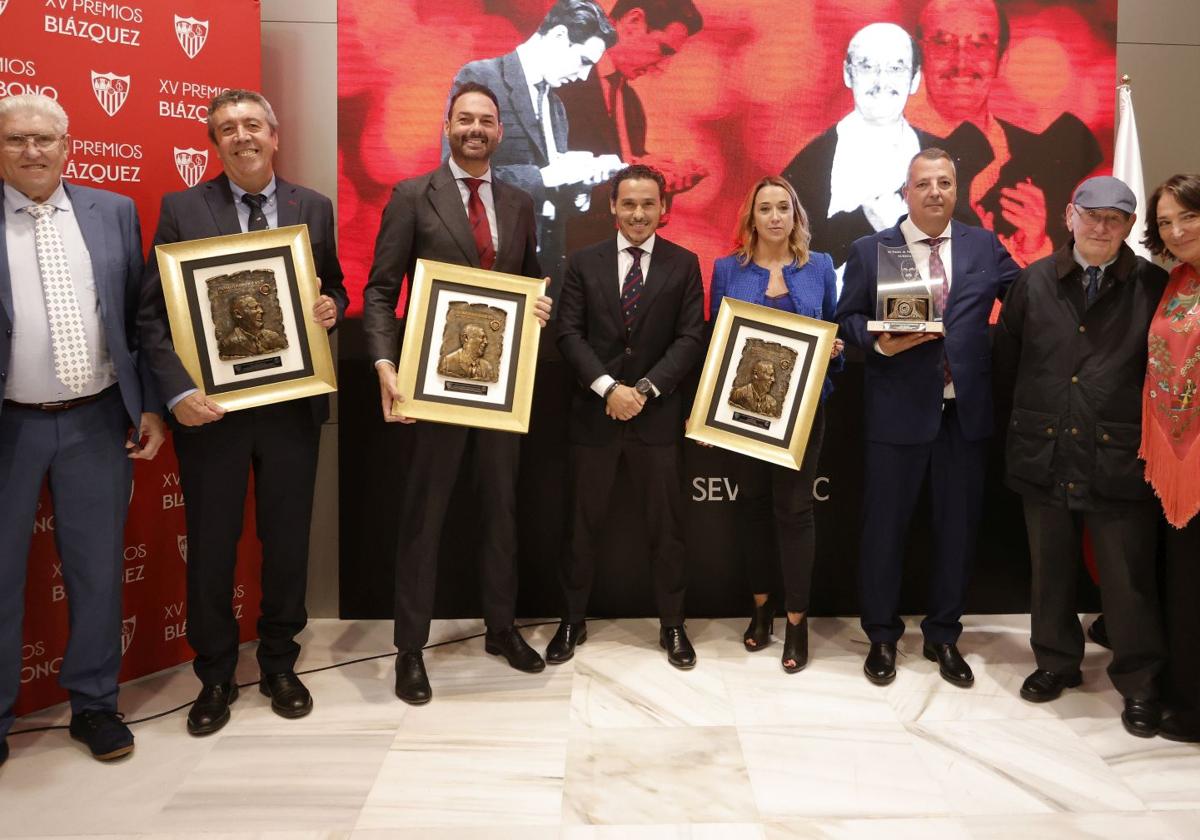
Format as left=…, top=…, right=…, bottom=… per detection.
left=1165, top=518, right=1200, bottom=712
left=392, top=422, right=520, bottom=651
left=562, top=427, right=687, bottom=626
left=859, top=401, right=989, bottom=644
left=734, top=403, right=825, bottom=614
left=1024, top=500, right=1165, bottom=699
left=174, top=400, right=320, bottom=685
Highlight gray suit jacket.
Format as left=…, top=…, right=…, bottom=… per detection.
left=0, top=179, right=150, bottom=423
left=137, top=173, right=347, bottom=424
left=362, top=162, right=541, bottom=364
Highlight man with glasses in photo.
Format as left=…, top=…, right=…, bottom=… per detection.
left=995, top=176, right=1168, bottom=738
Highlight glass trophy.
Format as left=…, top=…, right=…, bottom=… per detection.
left=866, top=243, right=945, bottom=334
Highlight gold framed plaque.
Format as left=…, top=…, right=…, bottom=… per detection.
left=392, top=259, right=545, bottom=433
left=687, top=298, right=836, bottom=470
left=154, top=225, right=336, bottom=412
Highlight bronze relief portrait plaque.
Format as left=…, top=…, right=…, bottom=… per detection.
left=688, top=298, right=835, bottom=470
left=393, top=259, right=545, bottom=433
left=154, top=225, right=336, bottom=412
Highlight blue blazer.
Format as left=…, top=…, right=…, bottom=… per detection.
left=710, top=251, right=843, bottom=399
left=0, top=179, right=151, bottom=424
left=835, top=217, right=1020, bottom=445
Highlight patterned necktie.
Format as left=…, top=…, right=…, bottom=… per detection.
left=1085, top=265, right=1102, bottom=306
left=463, top=178, right=496, bottom=270
left=923, top=237, right=951, bottom=386
left=621, top=246, right=644, bottom=330
left=23, top=203, right=93, bottom=395
left=242, top=193, right=269, bottom=231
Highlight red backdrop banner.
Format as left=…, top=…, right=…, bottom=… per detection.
left=337, top=0, right=1117, bottom=315
left=2, top=0, right=264, bottom=717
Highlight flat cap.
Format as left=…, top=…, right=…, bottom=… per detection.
left=1072, top=176, right=1136, bottom=213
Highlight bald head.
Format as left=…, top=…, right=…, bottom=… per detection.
left=844, top=22, right=921, bottom=126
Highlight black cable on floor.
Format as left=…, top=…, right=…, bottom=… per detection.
left=6, top=620, right=559, bottom=737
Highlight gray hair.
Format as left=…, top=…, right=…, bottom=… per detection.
left=206, top=88, right=278, bottom=143
left=0, top=94, right=69, bottom=135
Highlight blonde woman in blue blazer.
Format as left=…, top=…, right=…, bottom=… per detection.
left=709, top=175, right=844, bottom=671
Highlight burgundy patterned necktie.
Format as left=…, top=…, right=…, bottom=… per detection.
left=463, top=178, right=496, bottom=270
left=621, top=246, right=644, bottom=330
left=924, top=237, right=951, bottom=386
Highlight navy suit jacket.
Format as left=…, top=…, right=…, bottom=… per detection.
left=137, top=173, right=347, bottom=424
left=0, top=179, right=151, bottom=424
left=835, top=217, right=1019, bottom=444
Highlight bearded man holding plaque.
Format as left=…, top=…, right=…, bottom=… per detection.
left=835, top=147, right=1019, bottom=687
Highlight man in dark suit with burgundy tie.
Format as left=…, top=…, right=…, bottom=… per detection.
left=835, top=148, right=1019, bottom=688
left=363, top=83, right=553, bottom=705
left=138, top=89, right=348, bottom=735
left=549, top=163, right=705, bottom=668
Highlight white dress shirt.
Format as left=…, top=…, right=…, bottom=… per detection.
left=590, top=232, right=659, bottom=398
left=4, top=181, right=116, bottom=402
left=514, top=43, right=560, bottom=166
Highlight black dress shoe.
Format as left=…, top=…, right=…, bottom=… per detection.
left=923, top=642, right=974, bottom=688
left=545, top=621, right=587, bottom=664
left=1087, top=614, right=1111, bottom=650
left=395, top=651, right=432, bottom=705
left=743, top=600, right=773, bottom=652
left=1159, top=709, right=1200, bottom=743
left=1020, top=668, right=1082, bottom=702
left=485, top=626, right=546, bottom=673
left=781, top=616, right=808, bottom=673
left=864, top=642, right=896, bottom=685
left=1122, top=698, right=1162, bottom=738
left=69, top=709, right=134, bottom=761
left=660, top=625, right=697, bottom=669
left=187, top=682, right=238, bottom=736
left=259, top=672, right=313, bottom=719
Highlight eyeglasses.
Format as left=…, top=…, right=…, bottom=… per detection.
left=1074, top=207, right=1130, bottom=229
left=3, top=133, right=64, bottom=152
left=921, top=32, right=998, bottom=59
left=847, top=58, right=914, bottom=80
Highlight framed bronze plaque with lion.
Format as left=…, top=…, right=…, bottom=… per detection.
left=392, top=259, right=545, bottom=433
left=153, top=225, right=336, bottom=411
left=687, top=297, right=836, bottom=470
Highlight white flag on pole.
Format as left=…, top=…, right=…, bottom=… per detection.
left=1114, top=81, right=1151, bottom=259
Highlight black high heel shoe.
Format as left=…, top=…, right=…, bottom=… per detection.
left=781, top=616, right=808, bottom=673
left=743, top=599, right=773, bottom=651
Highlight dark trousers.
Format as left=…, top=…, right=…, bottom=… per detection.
left=1164, top=518, right=1200, bottom=711
left=1024, top=500, right=1165, bottom=699
left=173, top=400, right=320, bottom=685
left=734, top=403, right=825, bottom=613
left=0, top=390, right=131, bottom=739
left=392, top=422, right=520, bottom=651
left=859, top=401, right=988, bottom=644
left=562, top=427, right=687, bottom=626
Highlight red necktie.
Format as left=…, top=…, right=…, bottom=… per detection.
left=463, top=178, right=496, bottom=270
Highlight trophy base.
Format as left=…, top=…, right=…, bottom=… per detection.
left=867, top=320, right=944, bottom=335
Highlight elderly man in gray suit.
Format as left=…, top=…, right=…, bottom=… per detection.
left=364, top=82, right=552, bottom=705
left=0, top=94, right=164, bottom=766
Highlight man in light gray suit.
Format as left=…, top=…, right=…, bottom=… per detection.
left=0, top=94, right=164, bottom=766
left=364, top=82, right=551, bottom=705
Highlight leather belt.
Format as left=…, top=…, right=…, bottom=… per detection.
left=3, top=384, right=118, bottom=413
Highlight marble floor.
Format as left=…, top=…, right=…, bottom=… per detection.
left=2, top=615, right=1198, bottom=839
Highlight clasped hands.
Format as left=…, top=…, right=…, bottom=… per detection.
left=605, top=384, right=645, bottom=421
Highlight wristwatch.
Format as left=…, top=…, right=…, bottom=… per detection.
left=634, top=378, right=655, bottom=398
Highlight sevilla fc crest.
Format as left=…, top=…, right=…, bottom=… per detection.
left=174, top=15, right=209, bottom=60
left=91, top=71, right=130, bottom=117
left=174, top=148, right=209, bottom=188
left=121, top=616, right=137, bottom=656
left=177, top=534, right=188, bottom=563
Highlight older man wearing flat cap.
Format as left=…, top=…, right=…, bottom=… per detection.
left=996, top=175, right=1168, bottom=737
